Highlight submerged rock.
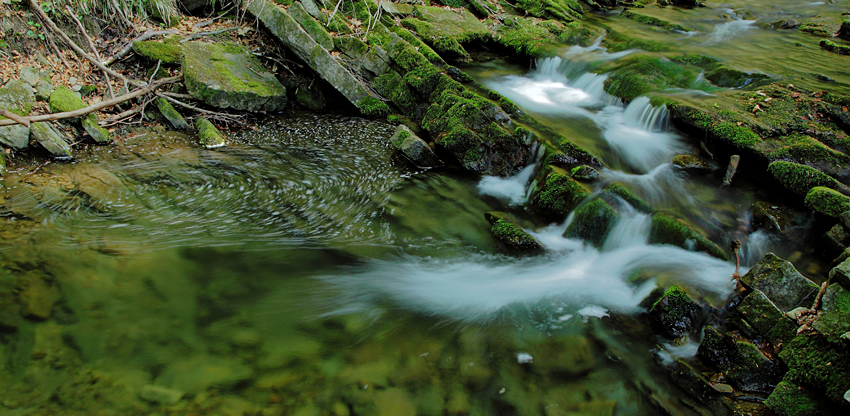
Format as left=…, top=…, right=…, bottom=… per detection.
left=155, top=97, right=190, bottom=130
left=484, top=213, right=541, bottom=252
left=196, top=117, right=225, bottom=148
left=740, top=253, right=818, bottom=311
left=672, top=154, right=711, bottom=174
left=390, top=125, right=442, bottom=168
left=183, top=41, right=287, bottom=112
left=648, top=212, right=727, bottom=259
left=649, top=286, right=700, bottom=338
left=564, top=198, right=619, bottom=247
left=140, top=385, right=184, bottom=405
left=156, top=355, right=253, bottom=394
left=752, top=201, right=792, bottom=232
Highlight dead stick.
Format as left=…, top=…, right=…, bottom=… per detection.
left=104, top=30, right=179, bottom=66
left=66, top=6, right=115, bottom=99
left=1, top=110, right=31, bottom=127
left=43, top=27, right=71, bottom=69
left=154, top=92, right=241, bottom=118
left=179, top=27, right=238, bottom=43
left=812, top=281, right=829, bottom=310
left=0, top=76, right=182, bottom=127
left=28, top=0, right=136, bottom=87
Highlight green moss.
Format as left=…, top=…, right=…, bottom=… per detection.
left=672, top=54, right=720, bottom=70
left=805, top=186, right=850, bottom=217
left=564, top=198, right=619, bottom=247
left=491, top=219, right=540, bottom=249
left=514, top=0, right=583, bottom=22
left=602, top=55, right=701, bottom=101
left=48, top=86, right=85, bottom=113
left=705, top=67, right=771, bottom=89
left=649, top=212, right=727, bottom=259
left=154, top=97, right=190, bottom=130
left=531, top=167, right=590, bottom=219
left=569, top=165, right=600, bottom=182
left=780, top=334, right=850, bottom=405
left=768, top=161, right=842, bottom=196
left=812, top=284, right=850, bottom=342
left=603, top=30, right=671, bottom=53
left=289, top=1, right=334, bottom=50
left=820, top=39, right=850, bottom=55
left=603, top=183, right=652, bottom=213
left=132, top=37, right=182, bottom=64
left=326, top=12, right=353, bottom=34
left=388, top=26, right=447, bottom=66
left=621, top=10, right=690, bottom=32
left=649, top=286, right=699, bottom=337
left=196, top=117, right=225, bottom=148
left=799, top=16, right=842, bottom=37
left=764, top=381, right=820, bottom=416
left=356, top=97, right=391, bottom=117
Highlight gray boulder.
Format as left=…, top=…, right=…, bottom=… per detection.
left=183, top=41, right=287, bottom=112
left=30, top=122, right=72, bottom=157
left=289, top=1, right=333, bottom=51
left=390, top=125, right=442, bottom=168
left=0, top=79, right=35, bottom=150
left=740, top=253, right=819, bottom=311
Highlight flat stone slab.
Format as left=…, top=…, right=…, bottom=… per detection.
left=741, top=253, right=819, bottom=311
left=0, top=79, right=35, bottom=150
left=183, top=41, right=287, bottom=112
left=30, top=121, right=72, bottom=158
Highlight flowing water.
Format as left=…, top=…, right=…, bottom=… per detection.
left=0, top=2, right=843, bottom=415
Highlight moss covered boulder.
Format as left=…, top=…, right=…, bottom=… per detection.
left=811, top=283, right=850, bottom=343
left=805, top=186, right=850, bottom=217
left=563, top=198, right=619, bottom=247
left=648, top=212, right=727, bottom=259
left=48, top=86, right=110, bottom=143
left=529, top=166, right=590, bottom=220
left=820, top=39, right=850, bottom=56
left=740, top=253, right=818, bottom=311
left=196, top=117, right=225, bottom=148
left=672, top=154, right=711, bottom=175
left=288, top=1, right=334, bottom=51
left=734, top=290, right=798, bottom=345
left=400, top=7, right=489, bottom=62
left=30, top=121, right=72, bottom=157
left=725, top=338, right=784, bottom=392
left=648, top=286, right=701, bottom=338
left=0, top=79, right=35, bottom=150
left=513, top=0, right=583, bottom=23
left=768, top=161, right=850, bottom=197
left=132, top=37, right=182, bottom=64
left=486, top=216, right=542, bottom=252
left=390, top=124, right=442, bottom=168
left=603, top=183, right=652, bottom=214
left=764, top=381, right=822, bottom=416
left=779, top=334, right=850, bottom=408
left=492, top=17, right=599, bottom=59
left=799, top=16, right=842, bottom=37
left=183, top=41, right=287, bottom=112
left=569, top=165, right=600, bottom=182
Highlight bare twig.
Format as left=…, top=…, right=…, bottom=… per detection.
left=44, top=29, right=71, bottom=69
left=104, top=30, right=179, bottom=66
left=327, top=0, right=344, bottom=26
left=66, top=6, right=115, bottom=99
left=109, top=0, right=134, bottom=28
left=0, top=76, right=182, bottom=127
left=149, top=60, right=162, bottom=85
left=154, top=92, right=245, bottom=124
left=28, top=0, right=136, bottom=87
left=812, top=281, right=829, bottom=310
left=160, top=92, right=196, bottom=100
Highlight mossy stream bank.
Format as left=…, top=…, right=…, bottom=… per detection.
left=1, top=0, right=850, bottom=415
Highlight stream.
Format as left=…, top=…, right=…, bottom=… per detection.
left=0, top=2, right=846, bottom=415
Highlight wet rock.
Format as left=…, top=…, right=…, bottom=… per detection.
left=706, top=67, right=770, bottom=89
left=0, top=79, right=35, bottom=150
left=726, top=339, right=784, bottom=392
left=603, top=183, right=652, bottom=214
left=390, top=125, right=442, bottom=168
left=805, top=187, right=850, bottom=217
left=156, top=355, right=253, bottom=394
left=30, top=121, right=72, bottom=158
left=818, top=222, right=850, bottom=260
left=752, top=201, right=792, bottom=232
left=672, top=154, right=711, bottom=174
left=799, top=16, right=842, bottom=37
left=486, top=215, right=541, bottom=252
left=529, top=166, right=590, bottom=221
left=734, top=290, right=798, bottom=345
left=564, top=198, right=620, bottom=247
left=740, top=253, right=819, bottom=311
left=247, top=0, right=375, bottom=111
left=140, top=384, right=184, bottom=405
left=779, top=334, right=850, bottom=407
left=649, top=286, right=700, bottom=338
left=19, top=275, right=59, bottom=320
left=81, top=116, right=110, bottom=143
left=155, top=97, right=190, bottom=130
left=527, top=335, right=596, bottom=377
left=570, top=165, right=600, bottom=182
left=289, top=1, right=334, bottom=52
left=196, top=117, right=225, bottom=148
left=820, top=39, right=850, bottom=56
left=764, top=380, right=820, bottom=416
left=668, top=358, right=737, bottom=416
left=811, top=283, right=850, bottom=343
left=829, top=256, right=850, bottom=290
left=722, top=155, right=740, bottom=186
left=183, top=41, right=287, bottom=112
left=763, top=19, right=800, bottom=30
left=649, top=212, right=727, bottom=259
left=697, top=325, right=736, bottom=369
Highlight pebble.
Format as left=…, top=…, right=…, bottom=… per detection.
left=711, top=383, right=734, bottom=394
left=140, top=385, right=184, bottom=405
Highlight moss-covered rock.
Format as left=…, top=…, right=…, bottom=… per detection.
left=648, top=212, right=727, bottom=259
left=779, top=334, right=850, bottom=407
left=768, top=161, right=848, bottom=196
left=530, top=166, right=590, bottom=220
left=563, top=198, right=619, bottom=247
left=400, top=7, right=490, bottom=62
left=155, top=97, right=190, bottom=130
left=799, top=16, right=842, bottom=37
left=705, top=67, right=771, bottom=89
left=289, top=1, right=334, bottom=51
left=196, top=117, right=225, bottom=148
left=621, top=10, right=690, bottom=32
left=48, top=86, right=83, bottom=114
left=514, top=0, right=583, bottom=23
left=0, top=79, right=35, bottom=150
left=740, top=253, right=818, bottom=311
left=765, top=381, right=821, bottom=416
left=726, top=338, right=784, bottom=392
left=390, top=124, right=442, bottom=167
left=811, top=283, right=850, bottom=343
left=672, top=154, right=711, bottom=174
left=489, top=218, right=542, bottom=251
left=81, top=117, right=110, bottom=144
left=819, top=39, right=850, bottom=56
left=30, top=121, right=72, bottom=157
left=649, top=286, right=700, bottom=338
left=697, top=325, right=736, bottom=369
left=603, top=183, right=652, bottom=214
left=603, top=30, right=671, bottom=53
left=492, top=17, right=599, bottom=59
left=132, top=37, right=182, bottom=64
left=182, top=41, right=288, bottom=112
left=734, top=290, right=798, bottom=345
left=569, top=165, right=600, bottom=182
left=805, top=186, right=850, bottom=217
left=602, top=55, right=702, bottom=102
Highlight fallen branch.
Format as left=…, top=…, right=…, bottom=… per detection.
left=812, top=281, right=829, bottom=310
left=180, top=27, right=238, bottom=43
left=154, top=92, right=246, bottom=125
left=66, top=5, right=115, bottom=99
left=1, top=110, right=30, bottom=127
left=104, top=29, right=179, bottom=66
left=28, top=0, right=136, bottom=87
left=0, top=76, right=182, bottom=127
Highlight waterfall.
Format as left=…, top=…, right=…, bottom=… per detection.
left=597, top=100, right=684, bottom=173
left=477, top=164, right=537, bottom=205
left=623, top=96, right=670, bottom=131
